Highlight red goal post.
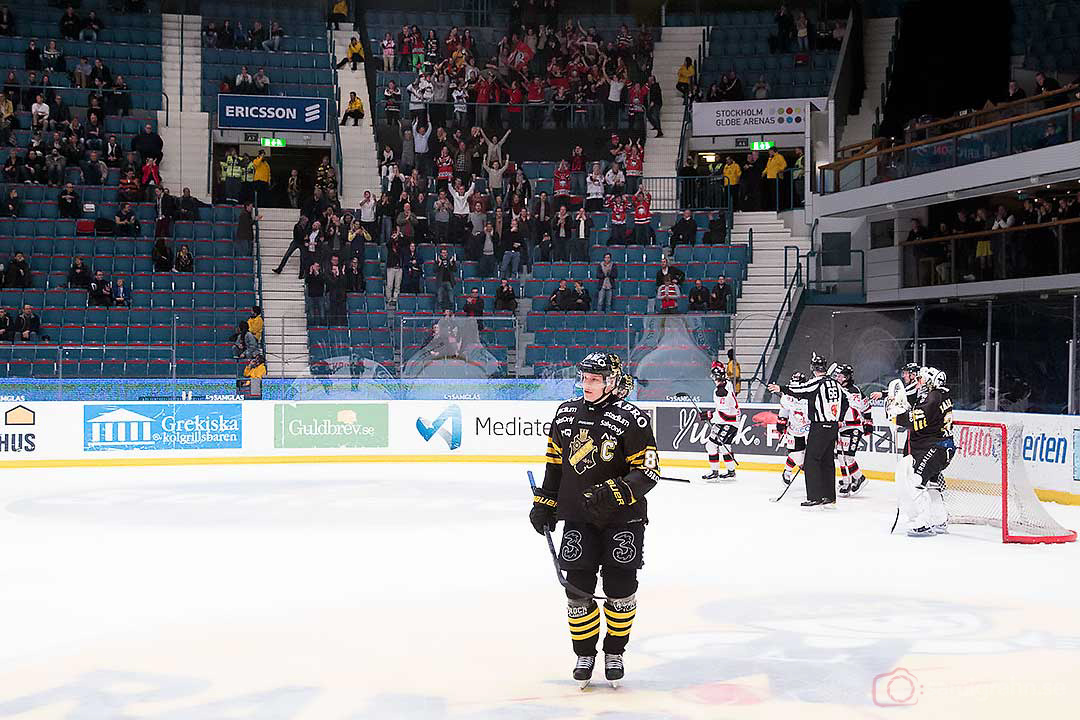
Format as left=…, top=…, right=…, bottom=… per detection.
left=946, top=421, right=1077, bottom=544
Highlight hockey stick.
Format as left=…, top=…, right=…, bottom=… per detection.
left=771, top=466, right=802, bottom=502
left=528, top=471, right=607, bottom=601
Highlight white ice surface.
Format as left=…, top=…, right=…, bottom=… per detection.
left=0, top=462, right=1079, bottom=719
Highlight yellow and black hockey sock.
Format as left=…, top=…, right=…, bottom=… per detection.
left=568, top=600, right=601, bottom=656
left=602, top=596, right=637, bottom=654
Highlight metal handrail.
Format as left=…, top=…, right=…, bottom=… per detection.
left=746, top=248, right=804, bottom=399
left=251, top=191, right=265, bottom=358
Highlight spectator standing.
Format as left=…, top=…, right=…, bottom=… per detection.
left=646, top=75, right=664, bottom=137
left=252, top=150, right=271, bottom=201
left=59, top=6, right=80, bottom=41
left=596, top=252, right=617, bottom=313
left=500, top=219, right=523, bottom=278
left=385, top=232, right=403, bottom=304
left=676, top=57, right=696, bottom=99
left=572, top=207, right=593, bottom=262
left=88, top=270, right=112, bottom=307
left=133, top=123, right=164, bottom=165
left=236, top=201, right=260, bottom=254
left=656, top=255, right=685, bottom=288
left=763, top=148, right=788, bottom=210
left=0, top=308, right=9, bottom=343
left=152, top=237, right=172, bottom=271
left=305, top=262, right=327, bottom=324
left=435, top=247, right=458, bottom=311
left=632, top=187, right=654, bottom=245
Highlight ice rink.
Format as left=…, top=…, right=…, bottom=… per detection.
left=1, top=460, right=1079, bottom=719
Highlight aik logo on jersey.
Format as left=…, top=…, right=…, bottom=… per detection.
left=569, top=429, right=598, bottom=474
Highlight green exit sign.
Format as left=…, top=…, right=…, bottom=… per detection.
left=261, top=137, right=286, bottom=148
left=752, top=141, right=775, bottom=150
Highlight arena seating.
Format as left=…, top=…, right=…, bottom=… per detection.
left=0, top=197, right=256, bottom=378
left=1014, top=0, right=1080, bottom=74
left=697, top=10, right=839, bottom=100
left=0, top=2, right=163, bottom=113
left=201, top=7, right=335, bottom=113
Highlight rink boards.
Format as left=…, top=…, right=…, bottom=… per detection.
left=1, top=399, right=1079, bottom=503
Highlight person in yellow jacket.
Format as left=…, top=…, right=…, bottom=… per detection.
left=243, top=354, right=267, bottom=379
left=762, top=148, right=788, bottom=211
left=246, top=305, right=264, bottom=343
left=337, top=36, right=365, bottom=71
left=725, top=348, right=742, bottom=396
left=252, top=150, right=271, bottom=202
left=340, top=91, right=365, bottom=126
left=675, top=57, right=696, bottom=99
left=722, top=155, right=741, bottom=186
left=329, top=0, right=349, bottom=31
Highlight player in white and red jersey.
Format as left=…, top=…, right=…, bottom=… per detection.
left=702, top=361, right=740, bottom=481
left=834, top=363, right=873, bottom=496
left=777, top=371, right=810, bottom=485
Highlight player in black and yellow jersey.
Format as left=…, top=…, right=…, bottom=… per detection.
left=529, top=352, right=661, bottom=687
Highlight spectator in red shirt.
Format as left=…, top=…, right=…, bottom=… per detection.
left=526, top=75, right=546, bottom=128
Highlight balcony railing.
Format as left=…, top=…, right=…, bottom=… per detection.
left=902, top=217, right=1080, bottom=288
left=819, top=100, right=1080, bottom=194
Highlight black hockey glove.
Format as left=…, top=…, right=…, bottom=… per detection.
left=530, top=487, right=558, bottom=534
left=776, top=417, right=788, bottom=436
left=699, top=409, right=712, bottom=422
left=862, top=422, right=874, bottom=437
left=582, top=477, right=636, bottom=523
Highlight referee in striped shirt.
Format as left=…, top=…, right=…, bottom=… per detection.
left=768, top=354, right=849, bottom=507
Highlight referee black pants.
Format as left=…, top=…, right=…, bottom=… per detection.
left=805, top=421, right=838, bottom=502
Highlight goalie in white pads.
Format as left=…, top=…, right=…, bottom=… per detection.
left=701, top=361, right=740, bottom=481
left=834, top=364, right=873, bottom=496
left=777, top=372, right=810, bottom=485
left=871, top=362, right=920, bottom=453
left=894, top=367, right=956, bottom=537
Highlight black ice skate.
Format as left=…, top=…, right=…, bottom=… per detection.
left=838, top=481, right=850, bottom=497
left=702, top=469, right=721, bottom=481
left=574, top=655, right=595, bottom=688
left=907, top=526, right=935, bottom=537
left=604, top=653, right=624, bottom=687
left=801, top=498, right=824, bottom=507
left=849, top=475, right=867, bottom=495
left=932, top=523, right=948, bottom=534
left=718, top=469, right=736, bottom=480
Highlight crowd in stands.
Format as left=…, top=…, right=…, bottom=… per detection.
left=906, top=191, right=1080, bottom=284
left=376, top=5, right=663, bottom=136
left=544, top=252, right=733, bottom=314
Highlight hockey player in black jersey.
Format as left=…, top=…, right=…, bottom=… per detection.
left=895, top=367, right=956, bottom=537
left=529, top=352, right=661, bottom=688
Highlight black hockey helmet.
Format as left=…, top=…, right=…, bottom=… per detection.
left=710, top=361, right=727, bottom=382
left=810, top=352, right=827, bottom=372
left=901, top=362, right=920, bottom=378
left=579, top=351, right=622, bottom=395
left=835, top=363, right=854, bottom=385
left=790, top=371, right=807, bottom=384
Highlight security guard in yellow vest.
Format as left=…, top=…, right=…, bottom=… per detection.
left=241, top=154, right=256, bottom=203
left=220, top=148, right=243, bottom=202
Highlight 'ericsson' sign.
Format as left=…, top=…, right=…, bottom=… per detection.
left=217, top=95, right=329, bottom=132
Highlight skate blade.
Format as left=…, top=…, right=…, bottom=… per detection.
left=609, top=680, right=620, bottom=689
left=579, top=680, right=592, bottom=690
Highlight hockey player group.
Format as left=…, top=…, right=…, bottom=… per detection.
left=530, top=350, right=956, bottom=689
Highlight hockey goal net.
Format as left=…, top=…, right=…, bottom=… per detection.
left=944, top=421, right=1077, bottom=544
